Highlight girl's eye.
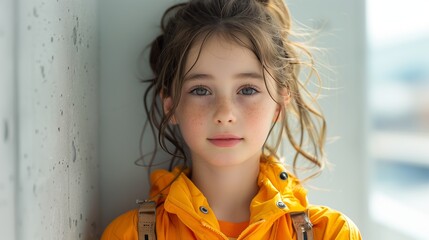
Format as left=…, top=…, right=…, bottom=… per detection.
left=190, top=86, right=210, bottom=96
left=238, top=86, right=259, bottom=95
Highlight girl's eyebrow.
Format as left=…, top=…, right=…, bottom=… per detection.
left=184, top=72, right=264, bottom=81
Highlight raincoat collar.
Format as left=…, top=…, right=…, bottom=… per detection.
left=149, top=155, right=309, bottom=231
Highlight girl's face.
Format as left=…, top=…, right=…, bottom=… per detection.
left=164, top=35, right=283, bottom=168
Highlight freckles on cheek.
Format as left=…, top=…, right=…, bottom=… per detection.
left=243, top=101, right=276, bottom=126
left=188, top=113, right=204, bottom=126
left=245, top=111, right=267, bottom=130
left=243, top=102, right=263, bottom=118
left=181, top=103, right=208, bottom=126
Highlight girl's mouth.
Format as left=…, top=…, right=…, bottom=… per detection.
left=207, top=135, right=243, bottom=147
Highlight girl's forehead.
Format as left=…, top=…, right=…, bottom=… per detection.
left=190, top=32, right=253, bottom=54
left=184, top=34, right=259, bottom=72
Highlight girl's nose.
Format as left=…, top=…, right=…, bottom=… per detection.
left=213, top=98, right=236, bottom=124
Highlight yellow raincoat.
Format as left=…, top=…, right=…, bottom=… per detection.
left=102, top=156, right=361, bottom=239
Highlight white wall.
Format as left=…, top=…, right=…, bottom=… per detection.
left=0, top=0, right=100, bottom=239
left=99, top=0, right=368, bottom=237
left=0, top=0, right=17, bottom=239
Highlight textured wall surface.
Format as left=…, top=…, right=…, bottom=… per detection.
left=16, top=0, right=99, bottom=239
left=0, top=0, right=17, bottom=239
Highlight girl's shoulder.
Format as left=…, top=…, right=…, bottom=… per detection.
left=308, top=205, right=362, bottom=240
left=101, top=209, right=139, bottom=240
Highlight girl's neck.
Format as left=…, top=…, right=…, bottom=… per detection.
left=191, top=157, right=260, bottom=223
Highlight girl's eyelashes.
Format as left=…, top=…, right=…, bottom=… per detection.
left=238, top=85, right=260, bottom=96
left=189, top=85, right=211, bottom=96
left=187, top=84, right=260, bottom=96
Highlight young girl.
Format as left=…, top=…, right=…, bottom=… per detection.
left=102, top=0, right=361, bottom=239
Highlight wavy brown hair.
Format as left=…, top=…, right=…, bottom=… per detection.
left=138, top=0, right=327, bottom=180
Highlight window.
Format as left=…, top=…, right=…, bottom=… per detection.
left=367, top=0, right=429, bottom=239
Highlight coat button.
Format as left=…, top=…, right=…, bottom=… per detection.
left=279, top=172, right=288, bottom=180
left=276, top=201, right=286, bottom=209
left=199, top=206, right=209, bottom=214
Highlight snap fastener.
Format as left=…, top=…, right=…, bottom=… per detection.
left=276, top=201, right=286, bottom=209
left=199, top=206, right=209, bottom=214
left=279, top=172, right=288, bottom=180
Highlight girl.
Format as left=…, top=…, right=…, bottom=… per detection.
left=102, top=0, right=362, bottom=239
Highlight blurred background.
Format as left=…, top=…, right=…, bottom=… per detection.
left=0, top=0, right=428, bottom=239
left=367, top=0, right=429, bottom=239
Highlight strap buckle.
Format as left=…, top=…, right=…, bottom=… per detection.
left=137, top=200, right=156, bottom=240
left=291, top=211, right=314, bottom=240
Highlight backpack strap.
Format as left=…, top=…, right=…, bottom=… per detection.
left=137, top=200, right=157, bottom=240
left=291, top=211, right=314, bottom=240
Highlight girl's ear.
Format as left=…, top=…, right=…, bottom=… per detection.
left=273, top=88, right=290, bottom=122
left=162, top=96, right=178, bottom=124
left=273, top=104, right=281, bottom=122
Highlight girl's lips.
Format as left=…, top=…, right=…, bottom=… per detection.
left=207, top=135, right=243, bottom=147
